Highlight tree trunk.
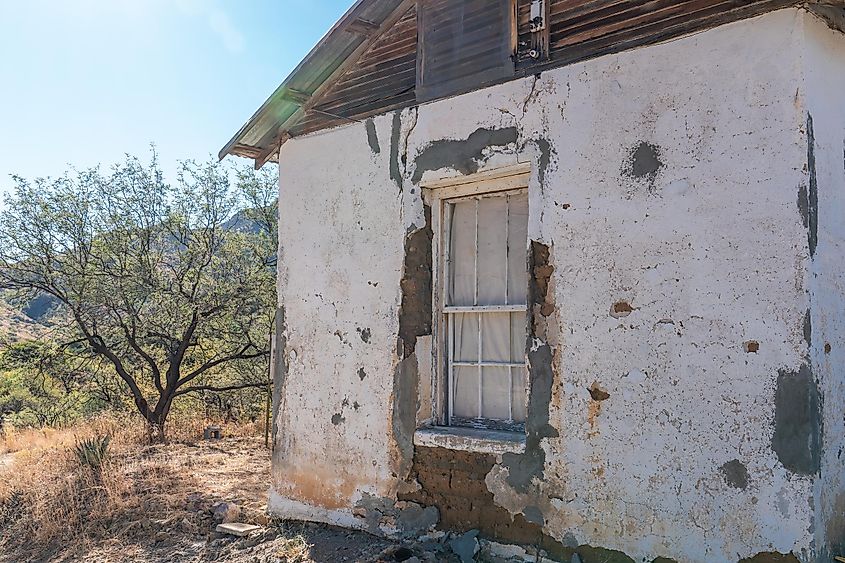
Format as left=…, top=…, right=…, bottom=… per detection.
left=142, top=398, right=172, bottom=443
left=143, top=412, right=166, bottom=443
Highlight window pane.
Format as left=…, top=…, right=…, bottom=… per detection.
left=507, top=193, right=529, bottom=305
left=476, top=195, right=508, bottom=305
left=510, top=311, right=526, bottom=363
left=481, top=367, right=511, bottom=420
left=511, top=366, right=528, bottom=423
left=453, top=313, right=478, bottom=362
left=452, top=366, right=479, bottom=419
left=444, top=189, right=530, bottom=428
left=481, top=312, right=510, bottom=362
left=448, top=200, right=476, bottom=306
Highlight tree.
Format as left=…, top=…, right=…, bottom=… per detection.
left=0, top=152, right=277, bottom=439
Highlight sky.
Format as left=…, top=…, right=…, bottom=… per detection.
left=0, top=0, right=353, bottom=196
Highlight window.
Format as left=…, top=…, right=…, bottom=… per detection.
left=441, top=188, right=528, bottom=432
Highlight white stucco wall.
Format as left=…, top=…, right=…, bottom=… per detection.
left=271, top=8, right=844, bottom=561
left=272, top=121, right=407, bottom=524
left=803, top=11, right=845, bottom=560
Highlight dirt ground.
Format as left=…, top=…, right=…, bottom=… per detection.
left=0, top=436, right=452, bottom=563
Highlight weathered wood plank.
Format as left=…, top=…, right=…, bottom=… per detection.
left=227, top=0, right=812, bottom=164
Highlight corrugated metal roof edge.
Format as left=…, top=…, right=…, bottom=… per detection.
left=218, top=0, right=408, bottom=167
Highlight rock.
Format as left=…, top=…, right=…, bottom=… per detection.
left=213, top=502, right=241, bottom=524
left=216, top=522, right=261, bottom=537
left=186, top=492, right=208, bottom=512
left=448, top=530, right=479, bottom=563
left=418, top=530, right=447, bottom=543
left=380, top=545, right=415, bottom=561
left=571, top=555, right=583, bottom=563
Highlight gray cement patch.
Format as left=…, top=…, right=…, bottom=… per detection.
left=410, top=127, right=519, bottom=184
left=772, top=364, right=821, bottom=475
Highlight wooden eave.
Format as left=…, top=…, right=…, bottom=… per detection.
left=221, top=0, right=845, bottom=169
left=219, top=0, right=414, bottom=168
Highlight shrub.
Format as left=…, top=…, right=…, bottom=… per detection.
left=73, top=435, right=110, bottom=470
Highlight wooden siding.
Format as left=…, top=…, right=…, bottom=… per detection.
left=289, top=0, right=796, bottom=140
left=545, top=0, right=795, bottom=65
left=226, top=0, right=825, bottom=163
left=416, top=0, right=515, bottom=102
left=289, top=5, right=418, bottom=137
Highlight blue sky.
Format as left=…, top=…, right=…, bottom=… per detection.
left=0, top=0, right=352, bottom=193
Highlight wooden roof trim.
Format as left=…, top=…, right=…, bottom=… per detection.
left=254, top=0, right=416, bottom=169
left=219, top=0, right=373, bottom=162
left=225, top=0, right=845, bottom=169
left=219, top=0, right=415, bottom=169
left=348, top=18, right=383, bottom=35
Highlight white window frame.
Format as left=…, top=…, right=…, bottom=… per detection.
left=422, top=163, right=531, bottom=433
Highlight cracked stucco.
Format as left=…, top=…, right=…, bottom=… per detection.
left=268, top=8, right=845, bottom=563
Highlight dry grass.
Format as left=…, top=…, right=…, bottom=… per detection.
left=0, top=425, right=81, bottom=455
left=0, top=413, right=267, bottom=560
left=272, top=534, right=313, bottom=563
left=0, top=415, right=401, bottom=563
left=0, top=412, right=265, bottom=455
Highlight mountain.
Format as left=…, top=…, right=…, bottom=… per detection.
left=0, top=301, right=45, bottom=345
left=0, top=205, right=272, bottom=345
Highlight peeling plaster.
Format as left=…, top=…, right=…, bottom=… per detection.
left=737, top=553, right=800, bottom=563
left=390, top=111, right=404, bottom=191
left=627, top=141, right=663, bottom=179
left=357, top=327, right=372, bottom=343
left=500, top=240, right=559, bottom=493
left=721, top=459, right=750, bottom=490
left=393, top=204, right=434, bottom=483
left=269, top=10, right=836, bottom=561
left=398, top=205, right=433, bottom=358
left=806, top=113, right=819, bottom=258
left=354, top=493, right=438, bottom=537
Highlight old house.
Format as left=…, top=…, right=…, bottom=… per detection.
left=220, top=1, right=845, bottom=561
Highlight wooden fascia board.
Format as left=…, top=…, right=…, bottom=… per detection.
left=219, top=0, right=388, bottom=161
left=280, top=88, right=311, bottom=105
left=347, top=18, right=382, bottom=35
left=250, top=0, right=417, bottom=168
left=255, top=133, right=290, bottom=169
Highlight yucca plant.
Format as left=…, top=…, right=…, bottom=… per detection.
left=73, top=435, right=110, bottom=470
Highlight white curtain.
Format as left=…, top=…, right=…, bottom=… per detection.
left=448, top=193, right=529, bottom=423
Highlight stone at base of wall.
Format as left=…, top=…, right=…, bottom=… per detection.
left=479, top=538, right=548, bottom=562
left=268, top=486, right=803, bottom=563
left=267, top=491, right=367, bottom=532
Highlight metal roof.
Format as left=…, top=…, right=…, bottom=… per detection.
left=219, top=0, right=412, bottom=168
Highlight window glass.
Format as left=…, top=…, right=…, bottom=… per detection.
left=444, top=191, right=528, bottom=429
